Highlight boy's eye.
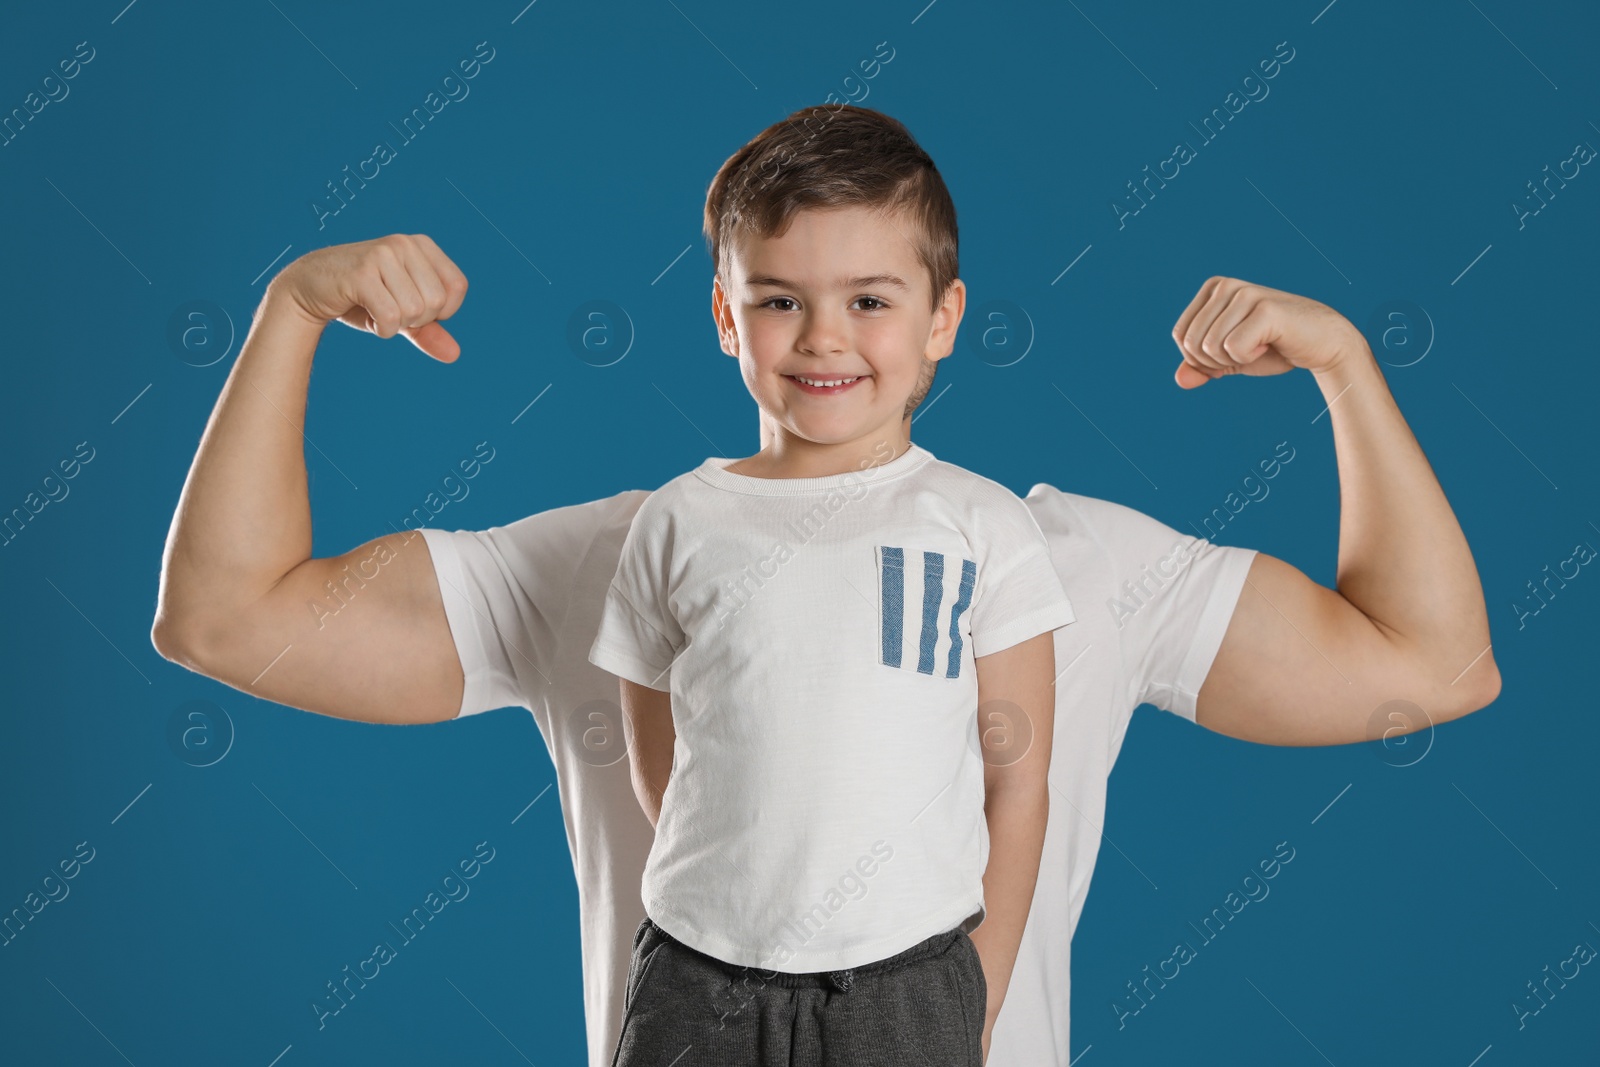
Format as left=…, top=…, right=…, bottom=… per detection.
left=756, top=296, right=889, bottom=312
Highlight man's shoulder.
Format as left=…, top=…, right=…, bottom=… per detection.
left=500, top=465, right=726, bottom=554
left=471, top=487, right=653, bottom=559
left=1021, top=484, right=1255, bottom=589
left=531, top=486, right=653, bottom=529
left=417, top=488, right=656, bottom=634
left=1023, top=483, right=1161, bottom=539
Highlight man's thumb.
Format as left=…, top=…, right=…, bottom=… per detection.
left=1174, top=360, right=1212, bottom=390
left=403, top=321, right=461, bottom=364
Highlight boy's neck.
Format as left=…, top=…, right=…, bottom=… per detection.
left=737, top=422, right=914, bottom=479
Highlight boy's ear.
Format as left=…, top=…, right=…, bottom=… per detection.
left=924, top=277, right=966, bottom=364
left=711, top=274, right=739, bottom=358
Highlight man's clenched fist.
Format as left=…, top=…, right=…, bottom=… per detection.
left=1171, top=277, right=1370, bottom=389
left=268, top=234, right=468, bottom=363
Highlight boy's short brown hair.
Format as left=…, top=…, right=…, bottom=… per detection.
left=702, top=104, right=960, bottom=315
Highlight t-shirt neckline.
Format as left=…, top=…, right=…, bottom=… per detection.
left=692, top=442, right=934, bottom=496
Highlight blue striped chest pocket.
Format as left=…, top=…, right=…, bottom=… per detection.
left=875, top=545, right=977, bottom=680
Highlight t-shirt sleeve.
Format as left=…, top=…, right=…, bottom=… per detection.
left=587, top=494, right=684, bottom=692
left=416, top=494, right=638, bottom=717
left=1067, top=493, right=1259, bottom=721
left=967, top=487, right=1077, bottom=659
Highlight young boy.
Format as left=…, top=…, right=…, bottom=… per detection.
left=587, top=106, right=1073, bottom=1065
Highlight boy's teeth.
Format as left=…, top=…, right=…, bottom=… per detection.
left=795, top=375, right=859, bottom=387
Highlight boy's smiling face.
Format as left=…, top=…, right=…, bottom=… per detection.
left=713, top=203, right=964, bottom=470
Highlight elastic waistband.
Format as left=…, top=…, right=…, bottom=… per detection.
left=643, top=917, right=962, bottom=991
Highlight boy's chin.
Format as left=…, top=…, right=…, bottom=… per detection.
left=771, top=419, right=905, bottom=448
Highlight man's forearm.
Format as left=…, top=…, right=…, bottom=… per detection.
left=154, top=288, right=327, bottom=639
left=970, top=777, right=1048, bottom=1037
left=1313, top=346, right=1495, bottom=695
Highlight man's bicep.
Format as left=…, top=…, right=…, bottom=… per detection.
left=181, top=531, right=465, bottom=725
left=1195, top=552, right=1428, bottom=745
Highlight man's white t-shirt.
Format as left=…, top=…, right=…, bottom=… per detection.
left=584, top=443, right=1075, bottom=972
left=418, top=475, right=1257, bottom=1067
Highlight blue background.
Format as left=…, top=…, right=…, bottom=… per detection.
left=3, top=0, right=1596, bottom=1063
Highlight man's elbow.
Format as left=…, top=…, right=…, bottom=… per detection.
left=149, top=608, right=217, bottom=672
left=1437, top=653, right=1502, bottom=723
left=1469, top=659, right=1503, bottom=711
left=150, top=611, right=188, bottom=664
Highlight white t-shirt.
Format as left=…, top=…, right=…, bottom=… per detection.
left=418, top=476, right=1256, bottom=1067
left=584, top=443, right=1076, bottom=972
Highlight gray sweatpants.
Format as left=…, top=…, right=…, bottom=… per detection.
left=611, top=916, right=986, bottom=1066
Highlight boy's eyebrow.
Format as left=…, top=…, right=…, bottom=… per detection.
left=744, top=273, right=911, bottom=292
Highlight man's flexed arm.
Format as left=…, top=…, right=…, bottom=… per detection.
left=1171, top=277, right=1502, bottom=744
left=151, top=234, right=471, bottom=725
